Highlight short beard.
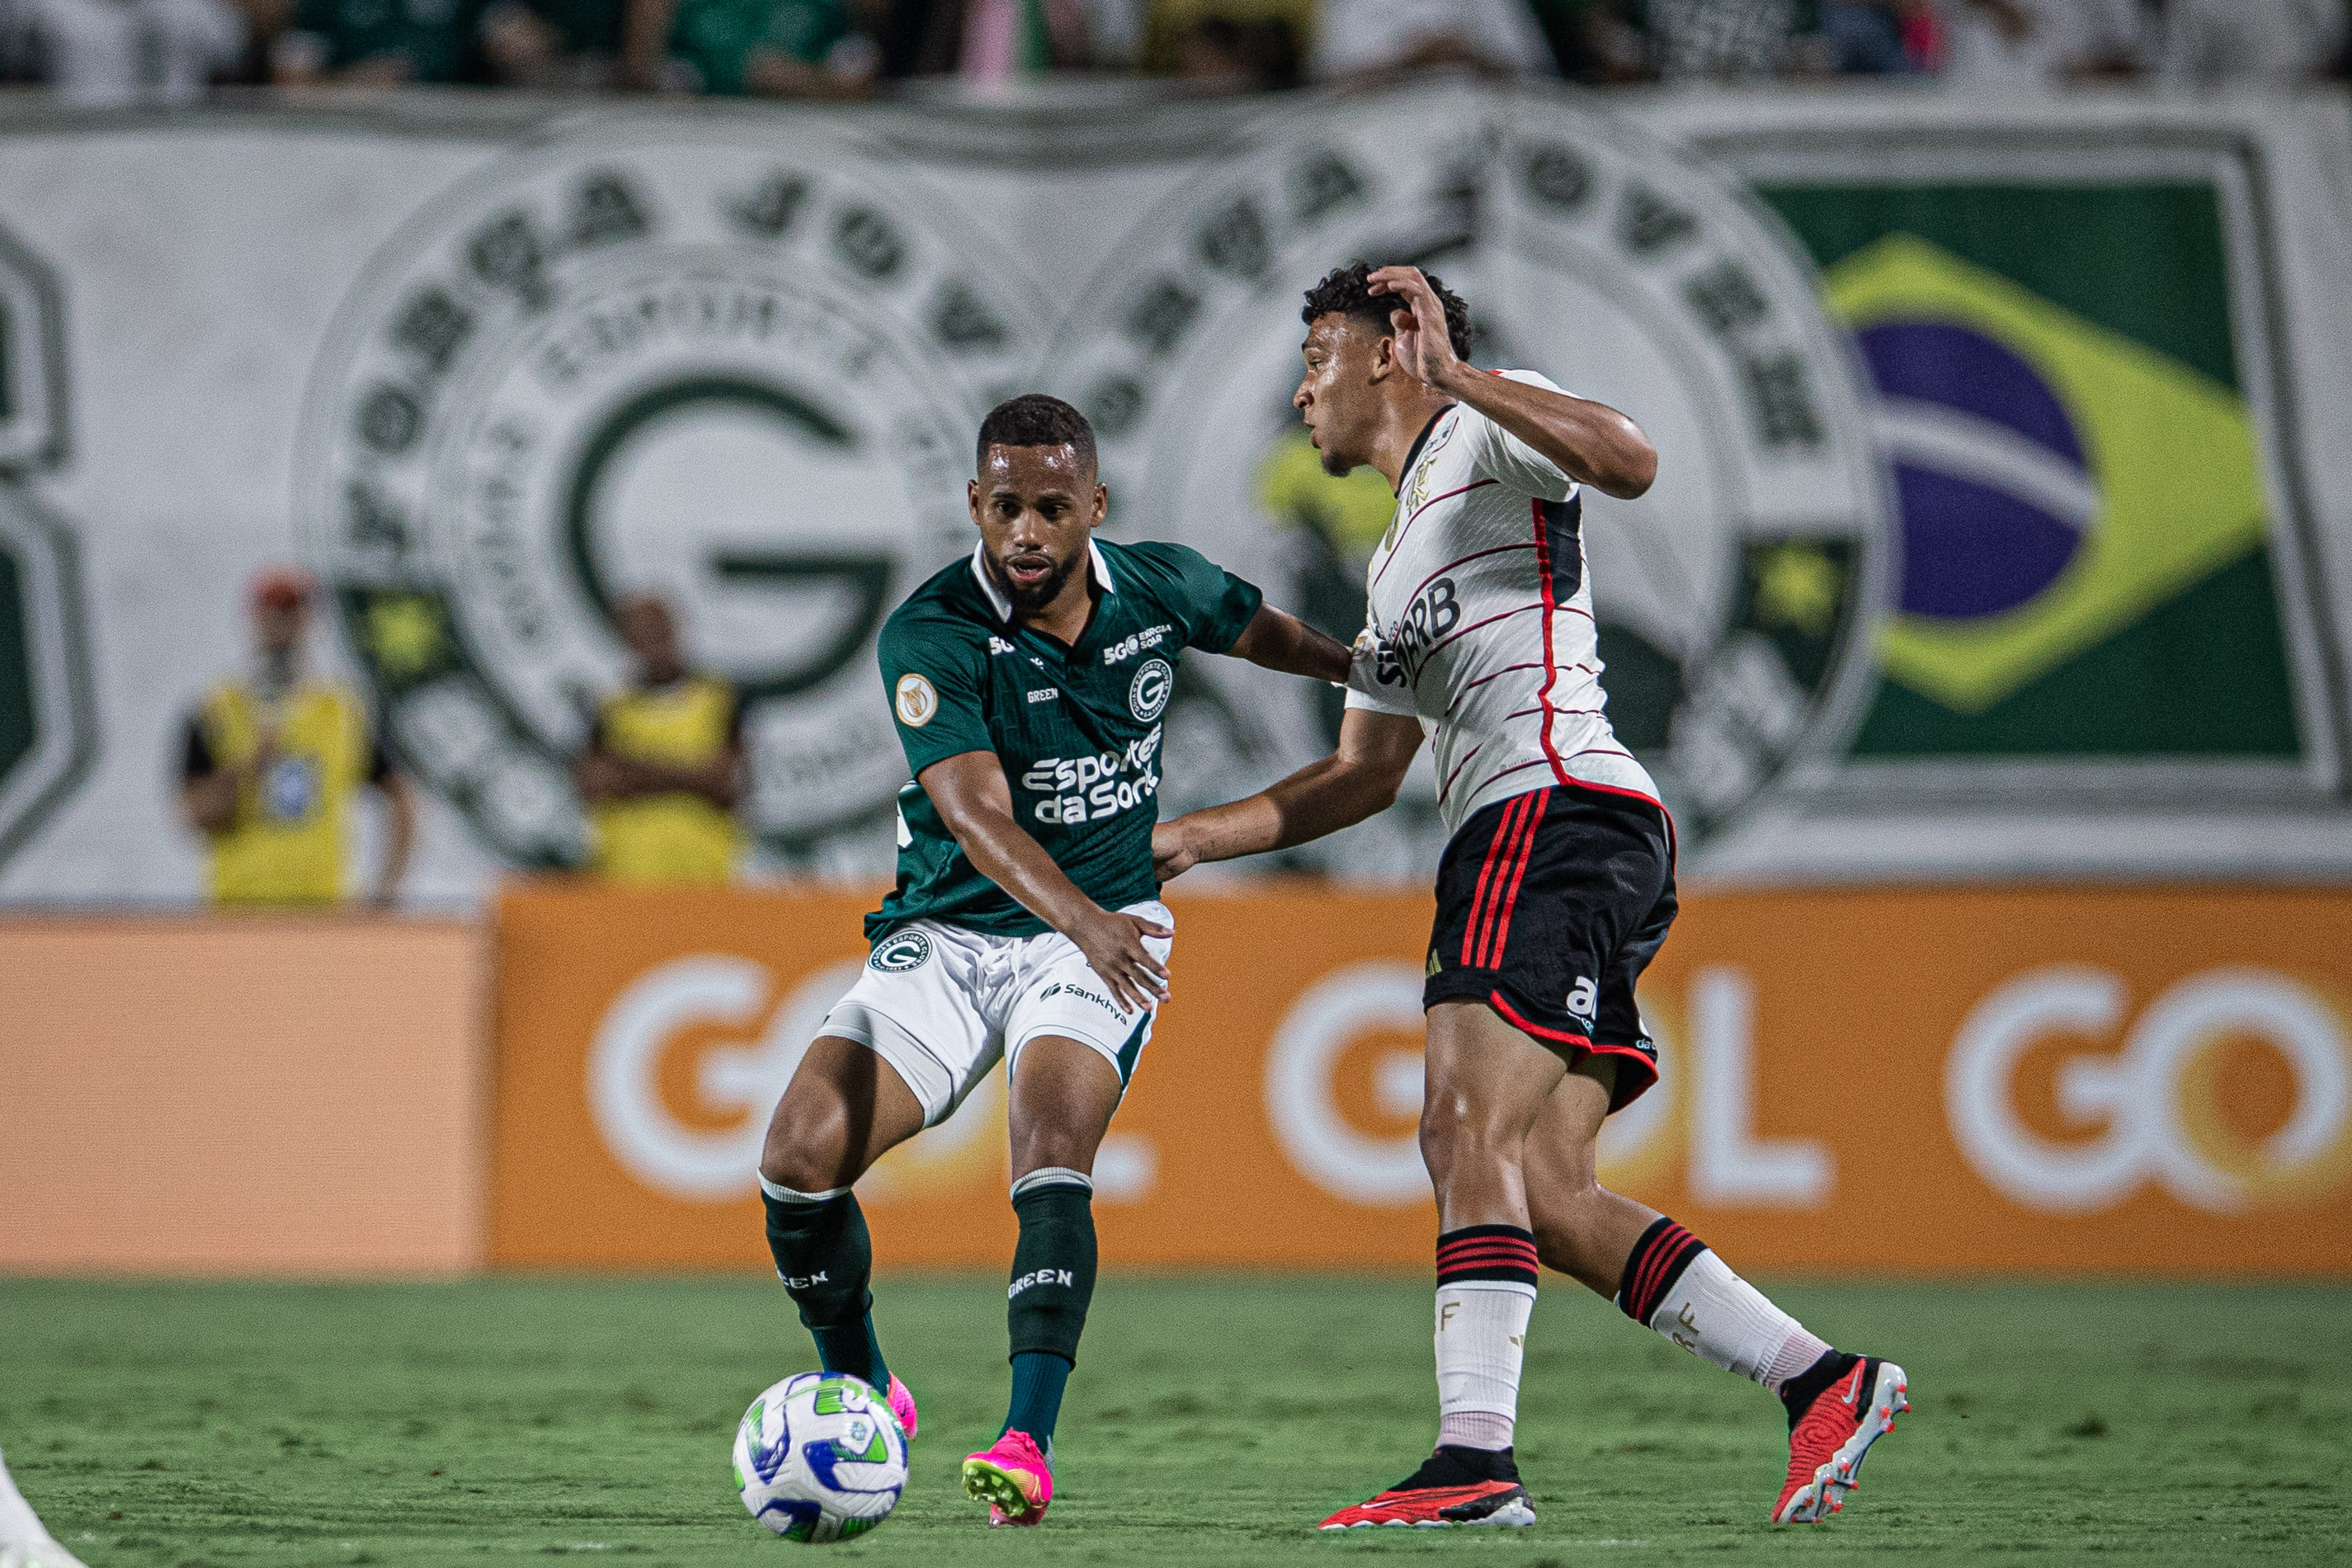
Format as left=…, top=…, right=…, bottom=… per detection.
left=986, top=549, right=1078, bottom=615
left=1318, top=445, right=1354, bottom=478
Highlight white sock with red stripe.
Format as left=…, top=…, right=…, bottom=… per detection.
left=1616, top=1217, right=1829, bottom=1394
left=1433, top=1226, right=1540, bottom=1452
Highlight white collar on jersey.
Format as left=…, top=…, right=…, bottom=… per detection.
left=969, top=537, right=1116, bottom=624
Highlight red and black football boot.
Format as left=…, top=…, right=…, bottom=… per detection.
left=1317, top=1444, right=1535, bottom=1530
left=1775, top=1354, right=1909, bottom=1523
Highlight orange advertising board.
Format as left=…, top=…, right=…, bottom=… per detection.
left=490, top=883, right=2352, bottom=1275
left=0, top=915, right=485, bottom=1275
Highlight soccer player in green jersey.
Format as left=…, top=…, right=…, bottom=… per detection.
left=755, top=393, right=1353, bottom=1528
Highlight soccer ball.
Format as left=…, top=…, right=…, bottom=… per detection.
left=733, top=1372, right=908, bottom=1542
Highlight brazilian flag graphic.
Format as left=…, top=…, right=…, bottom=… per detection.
left=1758, top=183, right=2301, bottom=760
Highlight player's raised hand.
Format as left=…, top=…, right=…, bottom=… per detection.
left=1072, top=906, right=1173, bottom=1013
left=1367, top=265, right=1459, bottom=388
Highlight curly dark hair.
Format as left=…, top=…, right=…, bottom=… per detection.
left=977, top=393, right=1096, bottom=474
left=1300, top=261, right=1473, bottom=359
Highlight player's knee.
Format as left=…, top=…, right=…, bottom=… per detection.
left=1417, top=1095, right=1512, bottom=1182
left=1010, top=1121, right=1092, bottom=1180
left=758, top=1096, right=851, bottom=1192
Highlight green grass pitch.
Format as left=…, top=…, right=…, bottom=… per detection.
left=3, top=1277, right=2345, bottom=1565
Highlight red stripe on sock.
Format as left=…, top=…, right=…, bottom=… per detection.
left=1637, top=1227, right=1691, bottom=1317
left=1438, top=1238, right=1539, bottom=1255
left=1437, top=1247, right=1540, bottom=1269
left=1438, top=1235, right=1539, bottom=1253
left=1630, top=1224, right=1691, bottom=1321
left=1647, top=1235, right=1702, bottom=1320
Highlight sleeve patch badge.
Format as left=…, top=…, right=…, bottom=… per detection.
left=894, top=672, right=940, bottom=727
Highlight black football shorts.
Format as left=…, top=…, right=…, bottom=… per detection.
left=1423, top=780, right=1676, bottom=1113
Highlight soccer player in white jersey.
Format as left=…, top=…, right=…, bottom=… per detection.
left=1155, top=263, right=1907, bottom=1530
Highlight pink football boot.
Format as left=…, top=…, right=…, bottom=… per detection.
left=961, top=1430, right=1052, bottom=1527
left=885, top=1374, right=918, bottom=1442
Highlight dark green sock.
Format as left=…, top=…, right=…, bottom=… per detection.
left=1001, top=1169, right=1096, bottom=1448
left=762, top=1181, right=890, bottom=1390
left=1002, top=1353, right=1071, bottom=1447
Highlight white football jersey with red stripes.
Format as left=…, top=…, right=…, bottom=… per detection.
left=1344, top=370, right=1659, bottom=835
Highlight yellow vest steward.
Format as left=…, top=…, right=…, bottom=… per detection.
left=200, top=679, right=370, bottom=906
left=590, top=676, right=743, bottom=884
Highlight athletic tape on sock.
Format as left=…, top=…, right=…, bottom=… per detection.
left=759, top=1175, right=850, bottom=1204
left=1009, top=1165, right=1094, bottom=1201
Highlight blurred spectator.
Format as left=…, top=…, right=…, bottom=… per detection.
left=1307, top=0, right=1553, bottom=80
left=1135, top=0, right=1300, bottom=79
left=1083, top=0, right=1141, bottom=64
left=954, top=0, right=1088, bottom=79
left=623, top=0, right=875, bottom=92
left=576, top=594, right=746, bottom=886
left=674, top=0, right=870, bottom=90
left=1526, top=0, right=1651, bottom=82
left=863, top=0, right=995, bottom=77
left=0, top=0, right=244, bottom=101
left=180, top=568, right=414, bottom=909
left=1937, top=0, right=2147, bottom=86
left=477, top=0, right=627, bottom=86
left=1170, top=10, right=1294, bottom=86
left=1815, top=0, right=1937, bottom=73
left=2159, top=0, right=2345, bottom=89
left=270, top=0, right=484, bottom=82
left=1646, top=0, right=1794, bottom=79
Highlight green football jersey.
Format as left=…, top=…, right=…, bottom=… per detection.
left=868, top=536, right=1263, bottom=942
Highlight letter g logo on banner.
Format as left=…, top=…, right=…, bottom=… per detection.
left=1265, top=961, right=1431, bottom=1205
left=1946, top=965, right=2352, bottom=1215
left=588, top=955, right=863, bottom=1200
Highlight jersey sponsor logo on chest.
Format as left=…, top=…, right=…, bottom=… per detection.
left=1388, top=575, right=1461, bottom=683
left=1021, top=727, right=1162, bottom=826
left=1101, top=624, right=1174, bottom=665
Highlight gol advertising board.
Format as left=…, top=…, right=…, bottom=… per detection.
left=491, top=884, right=2352, bottom=1275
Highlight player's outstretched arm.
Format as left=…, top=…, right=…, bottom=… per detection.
left=1219, top=603, right=1352, bottom=684
left=1154, top=708, right=1422, bottom=880
left=1369, top=264, right=1657, bottom=499
left=920, top=749, right=1172, bottom=1010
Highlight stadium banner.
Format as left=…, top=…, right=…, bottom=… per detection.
left=491, top=884, right=2352, bottom=1276
left=0, top=914, right=485, bottom=1275
left=0, top=87, right=2350, bottom=906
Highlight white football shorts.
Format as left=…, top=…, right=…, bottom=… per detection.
left=817, top=900, right=1174, bottom=1128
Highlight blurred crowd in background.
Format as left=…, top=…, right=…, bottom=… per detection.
left=0, top=0, right=2343, bottom=108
